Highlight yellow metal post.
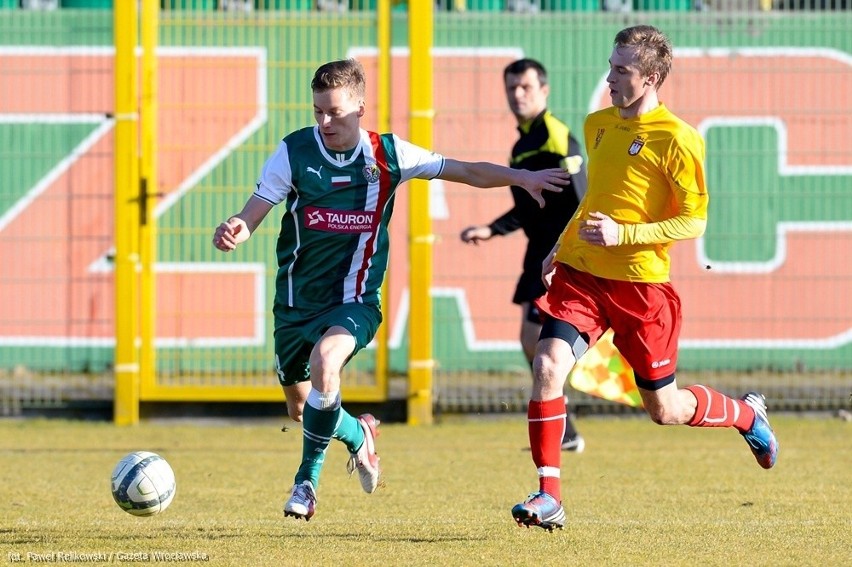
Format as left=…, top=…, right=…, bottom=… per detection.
left=139, top=0, right=159, bottom=399
left=113, top=0, right=140, bottom=425
left=375, top=0, right=392, bottom=399
left=407, top=0, right=434, bottom=425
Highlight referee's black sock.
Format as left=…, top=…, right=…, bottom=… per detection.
left=563, top=397, right=580, bottom=440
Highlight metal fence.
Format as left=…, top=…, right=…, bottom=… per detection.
left=0, top=7, right=849, bottom=416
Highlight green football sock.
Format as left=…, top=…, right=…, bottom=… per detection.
left=295, top=403, right=340, bottom=488
left=333, top=409, right=366, bottom=454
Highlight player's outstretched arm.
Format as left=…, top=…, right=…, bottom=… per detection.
left=213, top=195, right=273, bottom=252
left=439, top=159, right=568, bottom=208
left=579, top=211, right=706, bottom=247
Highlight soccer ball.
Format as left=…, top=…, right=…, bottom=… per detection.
left=111, top=451, right=176, bottom=516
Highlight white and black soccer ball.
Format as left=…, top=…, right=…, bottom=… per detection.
left=111, top=451, right=176, bottom=516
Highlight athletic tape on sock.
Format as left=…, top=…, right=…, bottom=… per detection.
left=307, top=388, right=341, bottom=411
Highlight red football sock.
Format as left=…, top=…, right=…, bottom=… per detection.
left=686, top=385, right=755, bottom=432
left=528, top=397, right=566, bottom=501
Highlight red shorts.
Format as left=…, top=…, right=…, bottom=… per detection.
left=535, top=263, right=682, bottom=381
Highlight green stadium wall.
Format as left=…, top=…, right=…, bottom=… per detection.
left=0, top=10, right=849, bottom=374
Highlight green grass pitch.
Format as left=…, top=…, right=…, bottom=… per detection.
left=0, top=414, right=849, bottom=566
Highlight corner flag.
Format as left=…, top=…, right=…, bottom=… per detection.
left=568, top=329, right=642, bottom=408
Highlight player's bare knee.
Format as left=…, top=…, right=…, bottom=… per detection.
left=308, top=354, right=338, bottom=389
left=282, top=384, right=308, bottom=422
left=532, top=353, right=568, bottom=391
left=636, top=373, right=680, bottom=424
left=646, top=405, right=678, bottom=425
left=532, top=352, right=555, bottom=380
left=285, top=401, right=304, bottom=422
left=536, top=318, right=585, bottom=383
left=644, top=398, right=689, bottom=425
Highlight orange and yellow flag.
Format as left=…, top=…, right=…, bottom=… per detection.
left=568, top=329, right=642, bottom=408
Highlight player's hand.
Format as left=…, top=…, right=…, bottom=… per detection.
left=212, top=217, right=250, bottom=252
left=521, top=168, right=569, bottom=208
left=460, top=225, right=493, bottom=245
left=541, top=246, right=558, bottom=289
left=579, top=211, right=619, bottom=247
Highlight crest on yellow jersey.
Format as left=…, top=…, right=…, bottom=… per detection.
left=628, top=136, right=646, bottom=156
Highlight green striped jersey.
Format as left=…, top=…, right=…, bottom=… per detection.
left=254, top=126, right=445, bottom=313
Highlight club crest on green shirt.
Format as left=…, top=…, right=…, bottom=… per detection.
left=362, top=164, right=381, bottom=183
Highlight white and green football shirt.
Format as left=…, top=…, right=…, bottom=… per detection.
left=254, top=126, right=445, bottom=314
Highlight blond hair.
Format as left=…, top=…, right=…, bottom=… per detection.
left=614, top=25, right=673, bottom=88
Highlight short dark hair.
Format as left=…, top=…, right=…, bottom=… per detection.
left=614, top=25, right=673, bottom=87
left=503, top=58, right=548, bottom=86
left=311, top=58, right=366, bottom=99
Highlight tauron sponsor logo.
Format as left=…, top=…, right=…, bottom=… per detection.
left=304, top=206, right=376, bottom=233
left=306, top=210, right=325, bottom=226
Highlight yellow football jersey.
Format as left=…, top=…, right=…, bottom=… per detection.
left=555, top=104, right=708, bottom=283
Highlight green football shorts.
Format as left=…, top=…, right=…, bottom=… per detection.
left=273, top=303, right=382, bottom=387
